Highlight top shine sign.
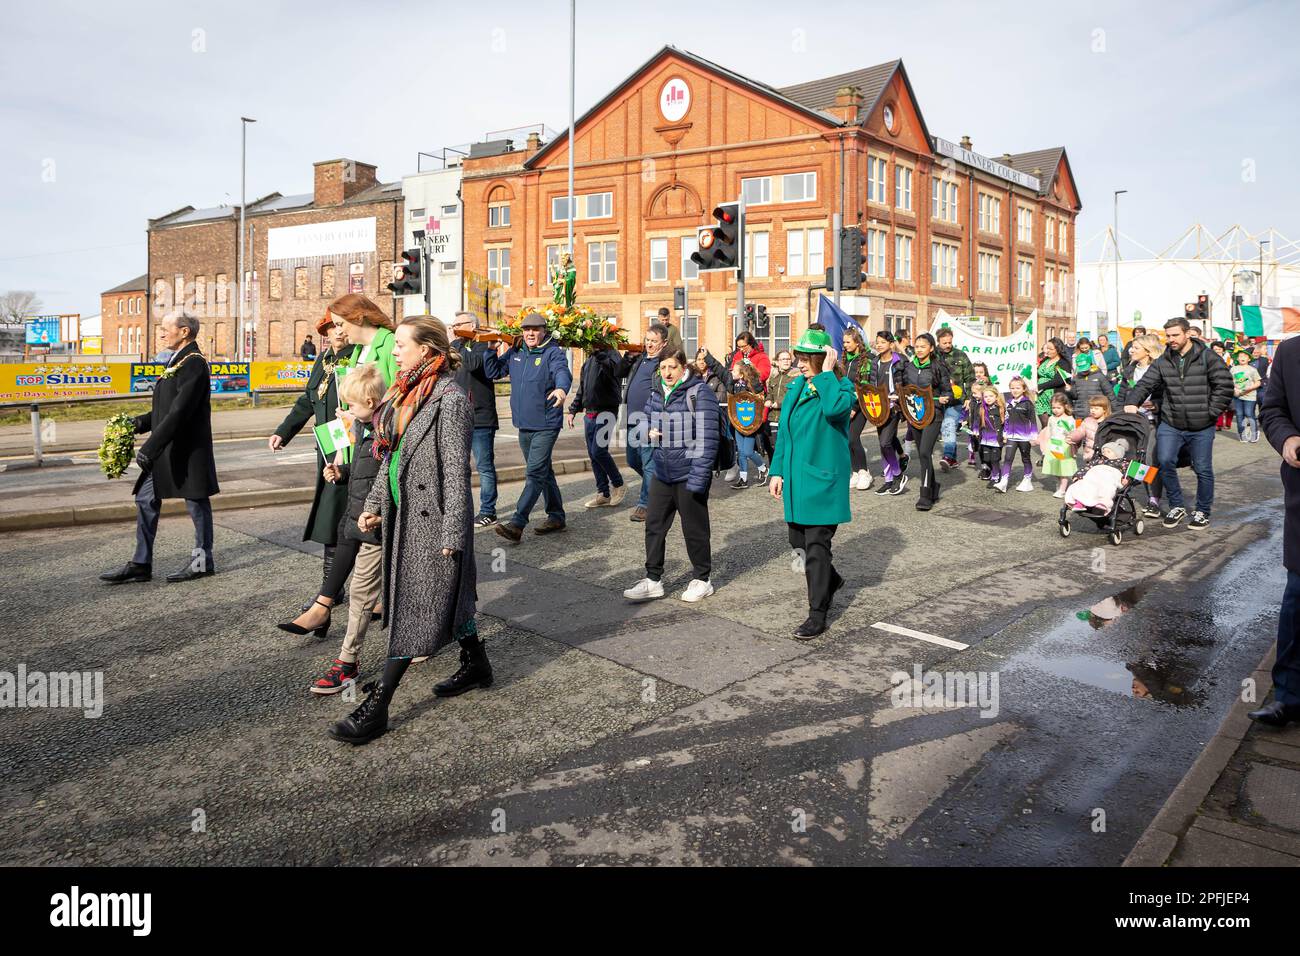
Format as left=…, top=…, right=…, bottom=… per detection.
left=660, top=77, right=691, bottom=123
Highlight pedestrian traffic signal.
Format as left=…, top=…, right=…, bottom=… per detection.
left=839, top=226, right=866, bottom=290
left=691, top=202, right=743, bottom=272
left=388, top=248, right=422, bottom=296
left=756, top=304, right=768, bottom=331
left=1195, top=294, right=1211, bottom=321
left=743, top=303, right=756, bottom=330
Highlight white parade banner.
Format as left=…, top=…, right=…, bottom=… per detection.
left=266, top=217, right=376, bottom=263
left=930, top=309, right=1039, bottom=393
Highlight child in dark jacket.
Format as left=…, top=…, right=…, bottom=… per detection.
left=999, top=377, right=1039, bottom=493
left=972, top=385, right=1005, bottom=489
left=965, top=362, right=991, bottom=468
left=624, top=349, right=720, bottom=605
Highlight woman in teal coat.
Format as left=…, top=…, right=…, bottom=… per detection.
left=767, top=329, right=856, bottom=639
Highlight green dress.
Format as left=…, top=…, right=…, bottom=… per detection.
left=1042, top=415, right=1078, bottom=478
left=1035, top=359, right=1063, bottom=416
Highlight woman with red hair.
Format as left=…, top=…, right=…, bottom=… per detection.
left=327, top=293, right=398, bottom=390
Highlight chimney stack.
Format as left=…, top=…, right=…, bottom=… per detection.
left=526, top=131, right=542, bottom=152
left=959, top=135, right=972, bottom=151
left=831, top=86, right=863, bottom=124
left=313, top=159, right=378, bottom=207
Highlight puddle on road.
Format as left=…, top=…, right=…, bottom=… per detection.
left=1007, top=581, right=1220, bottom=708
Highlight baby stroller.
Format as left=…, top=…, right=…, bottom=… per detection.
left=1057, top=412, right=1153, bottom=546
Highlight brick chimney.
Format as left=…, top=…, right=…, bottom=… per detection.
left=999, top=153, right=1013, bottom=164
left=526, top=131, right=542, bottom=152
left=831, top=86, right=863, bottom=124
left=313, top=159, right=378, bottom=207
left=959, top=135, right=972, bottom=150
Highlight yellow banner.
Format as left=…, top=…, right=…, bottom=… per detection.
left=249, top=360, right=314, bottom=392
left=0, top=362, right=132, bottom=402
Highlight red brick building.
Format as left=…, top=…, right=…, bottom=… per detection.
left=461, top=46, right=1081, bottom=356
left=147, top=159, right=405, bottom=360
left=100, top=274, right=148, bottom=357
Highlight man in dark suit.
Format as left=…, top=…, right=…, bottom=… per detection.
left=1255, top=337, right=1300, bottom=726
left=100, top=313, right=220, bottom=585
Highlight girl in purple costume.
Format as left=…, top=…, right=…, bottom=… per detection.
left=972, top=385, right=1005, bottom=489
left=1000, top=376, right=1038, bottom=492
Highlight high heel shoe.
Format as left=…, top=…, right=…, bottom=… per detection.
left=277, top=599, right=333, bottom=638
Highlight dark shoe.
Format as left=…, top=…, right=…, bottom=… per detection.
left=630, top=506, right=647, bottom=522
left=1188, top=510, right=1210, bottom=530
left=494, top=522, right=524, bottom=543
left=889, top=475, right=909, bottom=496
left=1142, top=504, right=1163, bottom=519
left=534, top=517, right=567, bottom=535
left=874, top=479, right=895, bottom=496
left=473, top=514, right=497, bottom=530
left=434, top=639, right=494, bottom=697
left=899, top=454, right=911, bottom=474
left=1162, top=506, right=1187, bottom=529
left=1248, top=700, right=1300, bottom=727
left=939, top=456, right=956, bottom=472
left=277, top=599, right=332, bottom=638
left=794, top=616, right=826, bottom=640
left=166, top=565, right=215, bottom=583
left=729, top=475, right=750, bottom=490
left=99, top=562, right=151, bottom=585
left=915, top=486, right=934, bottom=512
left=328, top=681, right=389, bottom=744
left=310, top=658, right=358, bottom=696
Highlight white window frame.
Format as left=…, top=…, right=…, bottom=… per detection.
left=441, top=204, right=459, bottom=217
left=868, top=157, right=887, bottom=205
left=867, top=228, right=888, bottom=278
left=781, top=171, right=817, bottom=203
left=978, top=251, right=1000, bottom=293
left=681, top=235, right=699, bottom=280
left=931, top=241, right=958, bottom=288
left=741, top=176, right=772, bottom=206
left=978, top=194, right=1000, bottom=234
left=1017, top=206, right=1033, bottom=243
left=895, top=233, right=913, bottom=281
left=787, top=228, right=803, bottom=277
left=1045, top=265, right=1056, bottom=303
left=649, top=238, right=668, bottom=282
left=551, top=191, right=613, bottom=222
left=488, top=203, right=510, bottom=228
left=1017, top=259, right=1033, bottom=297
left=895, top=166, right=913, bottom=211
left=931, top=179, right=959, bottom=223
left=409, top=207, right=426, bottom=220
left=487, top=247, right=511, bottom=287
left=746, top=231, right=769, bottom=277
left=1046, top=215, right=1056, bottom=251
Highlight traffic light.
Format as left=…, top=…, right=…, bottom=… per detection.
left=1195, top=294, right=1211, bottom=322
left=839, top=226, right=866, bottom=290
left=755, top=304, right=768, bottom=331
left=743, top=303, right=756, bottom=330
left=691, top=202, right=742, bottom=272
left=388, top=248, right=422, bottom=296
left=1184, top=302, right=1196, bottom=321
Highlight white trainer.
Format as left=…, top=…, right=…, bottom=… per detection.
left=608, top=484, right=627, bottom=506
left=854, top=469, right=873, bottom=490
left=623, top=578, right=665, bottom=601
left=994, top=475, right=1009, bottom=493
left=1016, top=476, right=1035, bottom=492
left=681, top=579, right=714, bottom=603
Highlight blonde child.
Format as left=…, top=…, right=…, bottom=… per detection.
left=964, top=362, right=992, bottom=467
left=305, top=364, right=388, bottom=694
left=972, top=385, right=1006, bottom=490
left=1041, top=394, right=1078, bottom=497
left=1069, top=394, right=1111, bottom=463
left=999, top=376, right=1039, bottom=493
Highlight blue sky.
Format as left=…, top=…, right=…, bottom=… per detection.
left=2, top=0, right=1296, bottom=316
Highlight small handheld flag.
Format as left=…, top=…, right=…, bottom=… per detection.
left=1125, top=460, right=1158, bottom=484
left=314, top=418, right=354, bottom=457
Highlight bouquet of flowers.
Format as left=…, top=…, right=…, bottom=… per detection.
left=98, top=412, right=137, bottom=480
left=502, top=303, right=631, bottom=353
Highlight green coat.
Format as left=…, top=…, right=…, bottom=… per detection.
left=274, top=345, right=355, bottom=545
left=767, top=370, right=855, bottom=526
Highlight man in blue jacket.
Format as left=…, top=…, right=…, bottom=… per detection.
left=494, top=312, right=572, bottom=542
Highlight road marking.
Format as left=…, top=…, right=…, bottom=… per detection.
left=870, top=622, right=969, bottom=651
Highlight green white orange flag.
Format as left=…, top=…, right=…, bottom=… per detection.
left=1126, top=460, right=1158, bottom=484
left=1241, top=305, right=1300, bottom=340
left=313, top=418, right=353, bottom=457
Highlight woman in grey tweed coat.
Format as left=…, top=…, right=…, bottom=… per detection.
left=328, top=316, right=491, bottom=745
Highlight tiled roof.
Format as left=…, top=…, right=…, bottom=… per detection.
left=103, top=273, right=147, bottom=295
left=777, top=60, right=900, bottom=122
left=1005, top=148, right=1065, bottom=195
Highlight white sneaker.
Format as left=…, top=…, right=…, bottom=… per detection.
left=854, top=469, right=873, bottom=490
left=623, top=578, right=665, bottom=601
left=1016, top=476, right=1034, bottom=492
left=791, top=549, right=805, bottom=574
left=608, top=484, right=627, bottom=507
left=681, top=579, right=714, bottom=603
left=994, top=475, right=1009, bottom=493
left=1052, top=488, right=1066, bottom=499
left=584, top=492, right=611, bottom=509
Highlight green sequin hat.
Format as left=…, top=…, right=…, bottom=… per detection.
left=792, top=328, right=833, bottom=354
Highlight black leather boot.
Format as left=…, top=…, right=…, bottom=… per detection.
left=328, top=681, right=389, bottom=744
left=304, top=546, right=344, bottom=612
left=434, top=638, right=494, bottom=697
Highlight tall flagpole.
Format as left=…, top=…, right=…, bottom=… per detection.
left=568, top=0, right=575, bottom=258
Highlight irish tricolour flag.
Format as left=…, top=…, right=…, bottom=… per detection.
left=1241, top=305, right=1300, bottom=340
left=313, top=418, right=353, bottom=457
left=1126, top=460, right=1158, bottom=484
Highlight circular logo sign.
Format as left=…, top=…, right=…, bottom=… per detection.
left=660, top=77, right=691, bottom=122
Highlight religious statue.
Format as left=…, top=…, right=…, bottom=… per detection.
left=551, top=252, right=576, bottom=308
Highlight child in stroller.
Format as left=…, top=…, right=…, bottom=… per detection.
left=1057, top=413, right=1154, bottom=546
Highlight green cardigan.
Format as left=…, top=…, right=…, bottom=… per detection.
left=767, top=370, right=855, bottom=526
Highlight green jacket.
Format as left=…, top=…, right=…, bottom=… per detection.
left=939, top=345, right=974, bottom=395
left=340, top=326, right=398, bottom=406
left=767, top=370, right=855, bottom=526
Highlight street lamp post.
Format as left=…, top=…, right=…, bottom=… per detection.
left=1260, top=239, right=1270, bottom=309
left=1113, top=189, right=1126, bottom=336
left=566, top=0, right=575, bottom=259
left=238, top=117, right=256, bottom=361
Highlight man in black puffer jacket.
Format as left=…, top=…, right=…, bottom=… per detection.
left=1124, top=316, right=1234, bottom=530
left=569, top=345, right=627, bottom=509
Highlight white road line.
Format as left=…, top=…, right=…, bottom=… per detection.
left=870, top=622, right=969, bottom=651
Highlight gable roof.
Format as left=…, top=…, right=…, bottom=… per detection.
left=523, top=44, right=845, bottom=169
left=103, top=274, right=147, bottom=295
left=1005, top=148, right=1066, bottom=197
left=777, top=60, right=898, bottom=119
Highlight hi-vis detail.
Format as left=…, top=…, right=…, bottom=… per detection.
left=727, top=391, right=765, bottom=436
left=857, top=382, right=890, bottom=426
left=899, top=384, right=935, bottom=429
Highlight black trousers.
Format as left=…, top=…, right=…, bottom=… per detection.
left=788, top=522, right=838, bottom=621
left=848, top=411, right=870, bottom=472
left=915, top=419, right=942, bottom=500
left=756, top=421, right=774, bottom=462
left=321, top=519, right=362, bottom=600
left=132, top=473, right=213, bottom=569
left=645, top=479, right=711, bottom=581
